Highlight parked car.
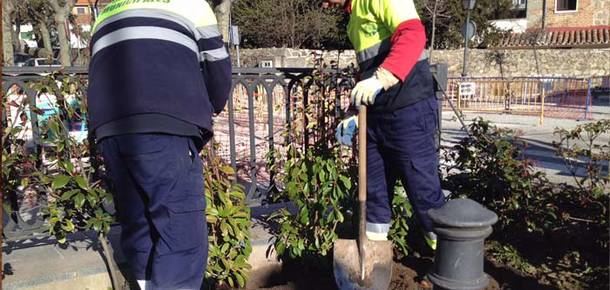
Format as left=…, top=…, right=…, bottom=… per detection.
left=14, top=53, right=32, bottom=67
left=22, top=58, right=61, bottom=67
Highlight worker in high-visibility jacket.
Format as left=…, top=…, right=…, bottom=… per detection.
left=88, top=1, right=231, bottom=289
left=325, top=0, right=446, bottom=249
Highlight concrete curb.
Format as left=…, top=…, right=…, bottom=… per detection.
left=2, top=203, right=293, bottom=290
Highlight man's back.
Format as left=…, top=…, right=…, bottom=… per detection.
left=88, top=0, right=231, bottom=146
left=88, top=2, right=231, bottom=289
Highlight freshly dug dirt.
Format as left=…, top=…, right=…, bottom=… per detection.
left=244, top=256, right=504, bottom=290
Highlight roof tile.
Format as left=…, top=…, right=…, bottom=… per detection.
left=496, top=26, right=610, bottom=48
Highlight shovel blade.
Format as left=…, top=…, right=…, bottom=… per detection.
left=333, top=239, right=393, bottom=290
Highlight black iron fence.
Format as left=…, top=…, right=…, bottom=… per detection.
left=1, top=66, right=358, bottom=240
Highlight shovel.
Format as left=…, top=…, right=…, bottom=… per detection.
left=333, top=105, right=393, bottom=290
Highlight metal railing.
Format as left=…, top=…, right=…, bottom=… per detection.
left=213, top=67, right=355, bottom=200
left=2, top=66, right=357, bottom=240
left=5, top=66, right=605, bottom=241
left=444, top=76, right=602, bottom=122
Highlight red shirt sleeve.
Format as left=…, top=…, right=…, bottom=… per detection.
left=380, top=19, right=426, bottom=81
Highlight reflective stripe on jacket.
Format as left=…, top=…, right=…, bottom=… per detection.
left=347, top=0, right=435, bottom=111
left=88, top=0, right=231, bottom=137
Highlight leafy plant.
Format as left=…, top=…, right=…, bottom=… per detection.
left=553, top=119, right=610, bottom=196
left=269, top=144, right=353, bottom=259
left=38, top=116, right=114, bottom=244
left=23, top=73, right=116, bottom=244
left=388, top=184, right=414, bottom=257
left=2, top=92, right=43, bottom=233
left=267, top=53, right=359, bottom=261
left=443, top=118, right=556, bottom=233
left=204, top=145, right=252, bottom=289
left=1, top=73, right=125, bottom=288
left=443, top=118, right=609, bottom=290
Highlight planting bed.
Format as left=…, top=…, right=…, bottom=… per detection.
left=237, top=256, right=511, bottom=290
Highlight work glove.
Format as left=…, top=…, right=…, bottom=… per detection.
left=351, top=77, right=383, bottom=106
left=350, top=67, right=399, bottom=106
left=335, top=115, right=358, bottom=146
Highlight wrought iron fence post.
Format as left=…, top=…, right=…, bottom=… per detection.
left=246, top=83, right=259, bottom=200
left=228, top=81, right=237, bottom=175
left=584, top=77, right=592, bottom=120
left=266, top=82, right=277, bottom=196
left=285, top=79, right=292, bottom=146
left=539, top=79, right=545, bottom=126
left=303, top=82, right=310, bottom=150
left=334, top=51, right=342, bottom=120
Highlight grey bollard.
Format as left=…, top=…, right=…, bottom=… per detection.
left=427, top=198, right=498, bottom=290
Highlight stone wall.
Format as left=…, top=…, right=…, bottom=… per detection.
left=430, top=48, right=610, bottom=77
left=232, top=47, right=610, bottom=78
left=231, top=48, right=357, bottom=69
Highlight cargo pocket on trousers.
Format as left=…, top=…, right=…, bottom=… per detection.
left=408, top=157, right=444, bottom=206
left=166, top=196, right=206, bottom=252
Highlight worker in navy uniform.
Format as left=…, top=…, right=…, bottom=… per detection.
left=88, top=1, right=231, bottom=288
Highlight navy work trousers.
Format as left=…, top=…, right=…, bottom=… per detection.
left=100, top=134, right=207, bottom=290
left=366, top=96, right=446, bottom=235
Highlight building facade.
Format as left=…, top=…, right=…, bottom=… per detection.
left=526, top=0, right=610, bottom=28
left=73, top=0, right=113, bottom=28
left=492, top=0, right=610, bottom=48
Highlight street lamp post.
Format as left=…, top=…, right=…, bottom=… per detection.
left=461, top=0, right=476, bottom=78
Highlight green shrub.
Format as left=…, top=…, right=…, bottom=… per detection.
left=443, top=118, right=609, bottom=289
left=553, top=119, right=610, bottom=196
left=267, top=56, right=420, bottom=262
left=269, top=144, right=354, bottom=259
left=267, top=54, right=364, bottom=261
left=389, top=183, right=414, bottom=257
left=552, top=119, right=609, bottom=255
left=2, top=99, right=39, bottom=222
left=26, top=73, right=115, bottom=244
left=204, top=146, right=252, bottom=288
left=443, top=118, right=557, bottom=233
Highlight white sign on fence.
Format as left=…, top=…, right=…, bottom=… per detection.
left=459, top=82, right=476, bottom=96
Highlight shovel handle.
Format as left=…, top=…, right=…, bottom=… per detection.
left=358, top=105, right=367, bottom=204
left=358, top=105, right=367, bottom=281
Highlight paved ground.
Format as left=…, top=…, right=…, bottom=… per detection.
left=2, top=232, right=115, bottom=290
left=440, top=97, right=610, bottom=185
left=1, top=202, right=290, bottom=290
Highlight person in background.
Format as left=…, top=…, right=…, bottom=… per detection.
left=88, top=0, right=232, bottom=289
left=7, top=87, right=35, bottom=154
left=325, top=0, right=446, bottom=250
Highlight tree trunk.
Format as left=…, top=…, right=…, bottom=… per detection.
left=88, top=0, right=97, bottom=26
left=13, top=17, right=22, bottom=53
left=2, top=0, right=14, bottom=65
left=288, top=1, right=293, bottom=47
left=429, top=0, right=439, bottom=60
left=212, top=0, right=231, bottom=44
left=39, top=21, right=53, bottom=57
left=55, top=12, right=71, bottom=65
left=49, top=0, right=74, bottom=66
